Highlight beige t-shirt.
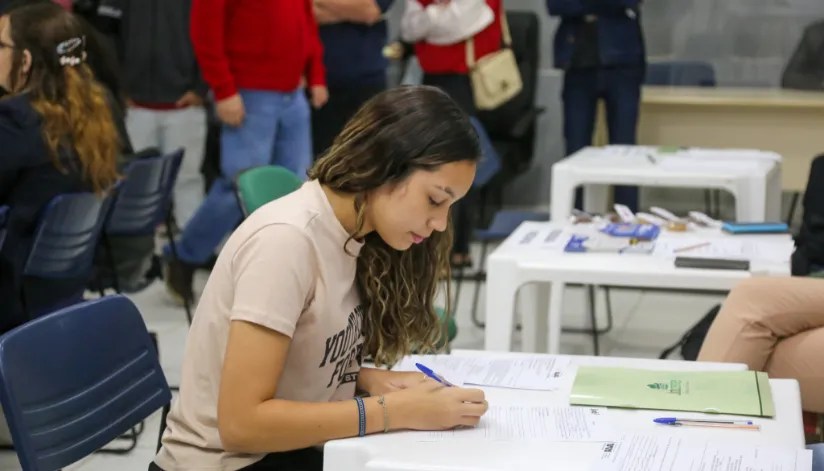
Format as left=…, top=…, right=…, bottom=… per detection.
left=154, top=180, right=365, bottom=471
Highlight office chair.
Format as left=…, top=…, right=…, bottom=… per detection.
left=101, top=149, right=190, bottom=322
left=234, top=165, right=303, bottom=217
left=476, top=10, right=544, bottom=224
left=22, top=189, right=117, bottom=317
left=0, top=295, right=171, bottom=470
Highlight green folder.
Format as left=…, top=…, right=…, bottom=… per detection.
left=570, top=367, right=775, bottom=417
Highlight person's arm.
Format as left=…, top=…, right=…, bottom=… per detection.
left=401, top=0, right=493, bottom=45
left=304, top=0, right=326, bottom=88
left=314, top=0, right=392, bottom=25
left=782, top=27, right=824, bottom=91
left=400, top=0, right=429, bottom=43
left=217, top=225, right=488, bottom=453
left=190, top=0, right=236, bottom=101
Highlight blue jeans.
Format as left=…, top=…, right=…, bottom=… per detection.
left=562, top=64, right=644, bottom=212
left=165, top=89, right=312, bottom=264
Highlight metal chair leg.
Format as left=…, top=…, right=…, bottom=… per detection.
left=786, top=191, right=801, bottom=226
left=587, top=286, right=600, bottom=356
left=470, top=242, right=490, bottom=328
left=101, top=233, right=121, bottom=293
left=165, top=213, right=193, bottom=324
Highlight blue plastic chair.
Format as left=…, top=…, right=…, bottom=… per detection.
left=102, top=149, right=190, bottom=322
left=0, top=295, right=171, bottom=470
left=22, top=188, right=117, bottom=317
left=645, top=61, right=717, bottom=87
left=0, top=206, right=9, bottom=250
left=467, top=210, right=550, bottom=328
left=469, top=210, right=613, bottom=355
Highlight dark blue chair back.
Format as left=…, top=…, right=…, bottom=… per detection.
left=106, top=149, right=184, bottom=236
left=645, top=61, right=717, bottom=87
left=24, top=189, right=117, bottom=279
left=475, top=210, right=550, bottom=240
left=0, top=295, right=171, bottom=471
left=470, top=117, right=502, bottom=189
left=0, top=205, right=9, bottom=250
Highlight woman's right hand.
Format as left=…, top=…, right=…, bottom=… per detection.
left=389, top=379, right=488, bottom=431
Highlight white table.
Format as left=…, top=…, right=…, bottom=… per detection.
left=484, top=222, right=793, bottom=354
left=324, top=351, right=805, bottom=471
left=550, top=146, right=783, bottom=223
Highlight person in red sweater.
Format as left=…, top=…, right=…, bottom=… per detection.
left=162, top=0, right=329, bottom=304
left=400, top=0, right=502, bottom=268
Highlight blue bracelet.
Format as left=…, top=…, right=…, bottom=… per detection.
left=354, top=396, right=366, bottom=437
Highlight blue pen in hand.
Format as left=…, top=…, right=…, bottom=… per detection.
left=415, top=363, right=453, bottom=386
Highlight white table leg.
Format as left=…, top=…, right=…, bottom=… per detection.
left=734, top=177, right=767, bottom=223
left=583, top=184, right=610, bottom=215
left=550, top=167, right=575, bottom=223
left=483, top=258, right=520, bottom=352
left=547, top=282, right=564, bottom=355
left=519, top=282, right=549, bottom=353
left=767, top=165, right=783, bottom=221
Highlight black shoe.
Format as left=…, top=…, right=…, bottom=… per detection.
left=163, top=259, right=195, bottom=306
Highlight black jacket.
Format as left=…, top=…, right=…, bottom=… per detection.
left=782, top=20, right=824, bottom=91
left=115, top=0, right=208, bottom=103
left=0, top=95, right=94, bottom=333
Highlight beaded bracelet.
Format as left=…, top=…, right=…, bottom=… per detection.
left=377, top=395, right=389, bottom=433
left=354, top=396, right=366, bottom=437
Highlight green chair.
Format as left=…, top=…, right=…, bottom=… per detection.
left=435, top=307, right=458, bottom=350
left=234, top=165, right=303, bottom=216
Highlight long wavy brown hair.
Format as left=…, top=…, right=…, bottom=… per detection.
left=309, top=86, right=481, bottom=366
left=7, top=3, right=119, bottom=193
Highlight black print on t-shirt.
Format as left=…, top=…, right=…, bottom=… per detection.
left=319, top=305, right=365, bottom=388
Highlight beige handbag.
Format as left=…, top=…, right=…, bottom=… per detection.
left=465, top=11, right=522, bottom=111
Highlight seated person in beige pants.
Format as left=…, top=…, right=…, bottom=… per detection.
left=698, top=276, right=824, bottom=413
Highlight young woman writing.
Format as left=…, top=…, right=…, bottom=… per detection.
left=152, top=85, right=488, bottom=471
left=0, top=3, right=120, bottom=332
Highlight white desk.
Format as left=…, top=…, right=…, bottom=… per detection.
left=324, top=351, right=805, bottom=471
left=484, top=222, right=793, bottom=354
left=550, top=146, right=783, bottom=224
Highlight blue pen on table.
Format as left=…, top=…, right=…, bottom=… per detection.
left=415, top=363, right=453, bottom=386
left=654, top=417, right=760, bottom=430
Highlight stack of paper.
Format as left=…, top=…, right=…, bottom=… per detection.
left=652, top=236, right=793, bottom=264
left=593, top=434, right=811, bottom=471
left=421, top=405, right=614, bottom=443
left=395, top=354, right=571, bottom=391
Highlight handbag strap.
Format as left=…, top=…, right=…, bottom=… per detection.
left=466, top=5, right=512, bottom=68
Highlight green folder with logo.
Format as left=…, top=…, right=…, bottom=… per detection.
left=570, top=367, right=775, bottom=417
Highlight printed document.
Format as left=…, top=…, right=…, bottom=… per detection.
left=592, top=434, right=812, bottom=471
left=396, top=354, right=571, bottom=390
left=420, top=406, right=614, bottom=442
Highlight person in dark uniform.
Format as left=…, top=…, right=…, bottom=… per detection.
left=547, top=0, right=646, bottom=212
left=312, top=0, right=394, bottom=160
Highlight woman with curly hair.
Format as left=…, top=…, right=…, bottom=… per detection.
left=152, top=85, right=488, bottom=471
left=0, top=3, right=120, bottom=331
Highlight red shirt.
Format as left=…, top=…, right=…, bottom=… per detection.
left=414, top=0, right=503, bottom=75
left=190, top=0, right=325, bottom=101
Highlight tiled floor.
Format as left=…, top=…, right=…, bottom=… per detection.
left=0, top=245, right=728, bottom=470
